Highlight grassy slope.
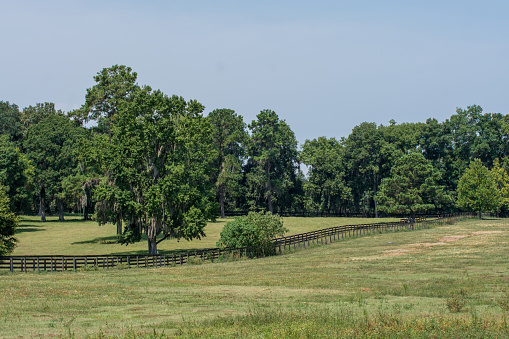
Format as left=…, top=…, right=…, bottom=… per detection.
left=12, top=215, right=400, bottom=255
left=1, top=218, right=509, bottom=337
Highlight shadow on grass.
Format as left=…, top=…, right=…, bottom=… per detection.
left=109, top=247, right=219, bottom=256
left=72, top=235, right=119, bottom=245
left=15, top=224, right=44, bottom=234
left=19, top=216, right=91, bottom=223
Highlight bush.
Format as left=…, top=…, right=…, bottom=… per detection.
left=446, top=291, right=467, bottom=313
left=0, top=186, right=17, bottom=256
left=217, top=211, right=288, bottom=254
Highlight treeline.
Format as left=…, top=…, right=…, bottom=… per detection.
left=1, top=65, right=509, bottom=253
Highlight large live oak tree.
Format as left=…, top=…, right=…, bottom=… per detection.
left=86, top=67, right=215, bottom=254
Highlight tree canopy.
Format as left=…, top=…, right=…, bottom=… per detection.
left=0, top=186, right=18, bottom=256
left=207, top=109, right=248, bottom=218
left=85, top=72, right=215, bottom=254
left=246, top=109, right=298, bottom=213
left=375, top=152, right=451, bottom=221
left=5, top=64, right=509, bottom=254
left=457, top=159, right=500, bottom=219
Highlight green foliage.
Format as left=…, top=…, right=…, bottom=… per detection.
left=0, top=186, right=18, bottom=255
left=0, top=135, right=33, bottom=212
left=217, top=218, right=258, bottom=249
left=217, top=211, right=288, bottom=253
left=301, top=137, right=352, bottom=214
left=71, top=64, right=138, bottom=130
left=491, top=158, right=509, bottom=214
left=23, top=112, right=85, bottom=221
left=375, top=152, right=451, bottom=219
left=457, top=159, right=500, bottom=218
left=246, top=110, right=298, bottom=213
left=21, top=102, right=65, bottom=137
left=207, top=108, right=248, bottom=218
left=83, top=65, right=215, bottom=254
left=0, top=101, right=22, bottom=145
left=342, top=122, right=405, bottom=216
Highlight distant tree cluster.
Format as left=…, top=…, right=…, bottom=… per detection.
left=2, top=65, right=509, bottom=254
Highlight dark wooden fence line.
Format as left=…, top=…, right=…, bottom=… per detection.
left=224, top=211, right=433, bottom=218
left=0, top=213, right=472, bottom=273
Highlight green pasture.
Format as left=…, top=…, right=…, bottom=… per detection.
left=12, top=215, right=400, bottom=255
left=1, top=217, right=509, bottom=337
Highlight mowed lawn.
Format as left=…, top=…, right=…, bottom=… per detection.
left=1, top=217, right=509, bottom=337
left=12, top=215, right=401, bottom=255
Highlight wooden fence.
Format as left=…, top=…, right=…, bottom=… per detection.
left=0, top=213, right=472, bottom=273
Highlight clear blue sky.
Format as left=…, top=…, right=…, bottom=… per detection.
left=2, top=0, right=508, bottom=144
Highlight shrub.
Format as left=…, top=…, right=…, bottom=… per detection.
left=446, top=291, right=467, bottom=313
left=217, top=211, right=288, bottom=254
left=0, top=186, right=17, bottom=256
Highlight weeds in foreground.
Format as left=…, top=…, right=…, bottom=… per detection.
left=497, top=292, right=509, bottom=313
left=446, top=290, right=468, bottom=313
left=86, top=306, right=509, bottom=338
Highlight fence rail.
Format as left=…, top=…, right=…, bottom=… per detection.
left=0, top=213, right=472, bottom=273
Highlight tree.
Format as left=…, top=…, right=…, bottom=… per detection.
left=21, top=102, right=64, bottom=137
left=0, top=186, right=18, bottom=256
left=217, top=211, right=288, bottom=254
left=301, top=137, right=352, bottom=215
left=457, top=159, right=499, bottom=219
left=375, top=152, right=451, bottom=222
left=0, top=135, right=33, bottom=213
left=88, top=72, right=215, bottom=254
left=491, top=158, right=509, bottom=215
left=342, top=122, right=402, bottom=216
left=246, top=110, right=298, bottom=213
left=71, top=64, right=138, bottom=134
left=0, top=101, right=22, bottom=145
left=23, top=113, right=85, bottom=221
left=207, top=109, right=248, bottom=218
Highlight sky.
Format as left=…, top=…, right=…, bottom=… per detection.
left=2, top=0, right=509, bottom=144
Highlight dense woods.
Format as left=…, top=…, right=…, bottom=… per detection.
left=2, top=65, right=509, bottom=253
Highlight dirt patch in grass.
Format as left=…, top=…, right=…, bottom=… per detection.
left=471, top=231, right=504, bottom=235
left=382, top=232, right=505, bottom=257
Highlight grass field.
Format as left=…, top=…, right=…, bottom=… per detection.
left=12, top=215, right=400, bottom=255
left=2, top=217, right=509, bottom=337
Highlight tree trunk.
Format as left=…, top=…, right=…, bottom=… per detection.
left=147, top=217, right=159, bottom=255
left=266, top=162, right=273, bottom=213
left=116, top=211, right=123, bottom=235
left=148, top=236, right=157, bottom=255
left=219, top=184, right=225, bottom=219
left=411, top=211, right=416, bottom=224
left=39, top=189, right=46, bottom=222
left=83, top=201, right=89, bottom=220
left=478, top=211, right=482, bottom=219
left=373, top=172, right=378, bottom=218
left=57, top=198, right=64, bottom=221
